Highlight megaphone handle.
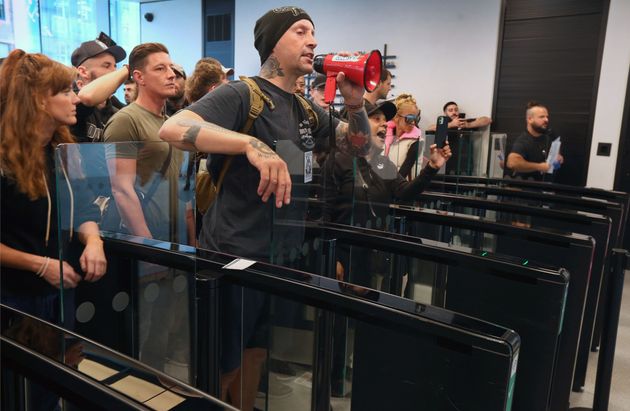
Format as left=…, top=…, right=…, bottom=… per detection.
left=324, top=74, right=337, bottom=104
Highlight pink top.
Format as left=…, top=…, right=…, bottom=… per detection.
left=384, top=121, right=423, bottom=156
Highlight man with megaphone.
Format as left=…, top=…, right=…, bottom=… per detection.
left=159, top=6, right=377, bottom=410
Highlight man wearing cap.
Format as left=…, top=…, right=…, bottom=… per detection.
left=71, top=32, right=129, bottom=143
left=220, top=64, right=233, bottom=80
left=159, top=6, right=372, bottom=410
left=166, top=63, right=188, bottom=116
left=309, top=73, right=329, bottom=110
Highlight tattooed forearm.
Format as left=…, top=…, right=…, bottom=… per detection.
left=182, top=125, right=201, bottom=147
left=260, top=56, right=285, bottom=79
left=177, top=119, right=246, bottom=142
left=174, top=118, right=258, bottom=154
left=335, top=108, right=372, bottom=157
left=248, top=138, right=278, bottom=159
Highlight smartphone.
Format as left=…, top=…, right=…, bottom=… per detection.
left=458, top=113, right=466, bottom=119
left=435, top=115, right=449, bottom=148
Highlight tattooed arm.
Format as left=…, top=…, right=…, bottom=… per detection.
left=333, top=71, right=372, bottom=157
left=334, top=107, right=372, bottom=157
left=159, top=109, right=292, bottom=207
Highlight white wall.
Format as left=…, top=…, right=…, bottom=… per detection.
left=139, top=0, right=203, bottom=77
left=234, top=0, right=502, bottom=133
left=586, top=0, right=630, bottom=190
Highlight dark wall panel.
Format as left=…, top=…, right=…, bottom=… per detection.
left=494, top=0, right=607, bottom=185
left=505, top=0, right=603, bottom=20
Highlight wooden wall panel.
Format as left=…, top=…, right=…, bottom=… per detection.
left=493, top=0, right=607, bottom=185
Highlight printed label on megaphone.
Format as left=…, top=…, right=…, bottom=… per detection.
left=331, top=55, right=361, bottom=62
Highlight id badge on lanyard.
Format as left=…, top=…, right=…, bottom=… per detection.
left=304, top=151, right=313, bottom=183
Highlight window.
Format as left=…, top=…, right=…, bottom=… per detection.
left=206, top=14, right=230, bottom=42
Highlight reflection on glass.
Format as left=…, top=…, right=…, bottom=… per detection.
left=1, top=304, right=234, bottom=410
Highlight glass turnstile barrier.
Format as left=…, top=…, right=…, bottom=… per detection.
left=315, top=144, right=568, bottom=409
left=414, top=192, right=613, bottom=406
left=53, top=142, right=195, bottom=384
left=425, top=181, right=624, bottom=248
left=425, top=130, right=488, bottom=177
left=1, top=304, right=236, bottom=411
left=45, top=142, right=521, bottom=411
left=298, top=220, right=567, bottom=411
left=389, top=204, right=596, bottom=407
left=50, top=233, right=521, bottom=411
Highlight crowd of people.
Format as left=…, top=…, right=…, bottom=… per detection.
left=1, top=5, right=566, bottom=410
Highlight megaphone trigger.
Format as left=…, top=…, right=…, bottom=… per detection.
left=324, top=74, right=338, bottom=105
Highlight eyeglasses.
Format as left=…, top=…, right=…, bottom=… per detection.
left=399, top=113, right=421, bottom=125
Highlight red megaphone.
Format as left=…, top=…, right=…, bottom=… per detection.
left=313, top=50, right=382, bottom=104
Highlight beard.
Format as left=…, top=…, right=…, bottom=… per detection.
left=531, top=123, right=548, bottom=134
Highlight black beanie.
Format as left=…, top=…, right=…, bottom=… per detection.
left=254, top=7, right=314, bottom=65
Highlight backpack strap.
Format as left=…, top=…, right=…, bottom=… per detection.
left=295, top=93, right=319, bottom=130
left=239, top=76, right=275, bottom=134
left=214, top=76, right=275, bottom=193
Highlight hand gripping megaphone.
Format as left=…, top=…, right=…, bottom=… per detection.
left=312, top=50, right=382, bottom=104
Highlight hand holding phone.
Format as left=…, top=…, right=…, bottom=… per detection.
left=435, top=115, right=449, bottom=148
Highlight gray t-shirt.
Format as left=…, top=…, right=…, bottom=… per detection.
left=187, top=77, right=339, bottom=260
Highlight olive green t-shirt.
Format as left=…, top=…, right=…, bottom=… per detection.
left=103, top=102, right=184, bottom=242
left=103, top=102, right=182, bottom=187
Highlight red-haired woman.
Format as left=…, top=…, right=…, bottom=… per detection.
left=1, top=50, right=107, bottom=327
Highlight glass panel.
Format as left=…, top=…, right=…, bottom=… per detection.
left=53, top=142, right=195, bottom=385
left=192, top=251, right=519, bottom=411
left=1, top=304, right=234, bottom=410
left=55, top=141, right=191, bottom=243
left=425, top=130, right=486, bottom=177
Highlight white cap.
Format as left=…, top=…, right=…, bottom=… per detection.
left=221, top=65, right=234, bottom=76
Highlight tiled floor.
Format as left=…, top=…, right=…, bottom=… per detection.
left=569, top=270, right=630, bottom=411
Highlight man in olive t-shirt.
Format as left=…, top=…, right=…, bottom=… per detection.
left=104, top=42, right=182, bottom=241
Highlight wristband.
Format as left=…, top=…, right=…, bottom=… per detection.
left=124, top=64, right=132, bottom=81
left=35, top=256, right=50, bottom=278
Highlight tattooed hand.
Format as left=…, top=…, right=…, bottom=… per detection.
left=335, top=70, right=364, bottom=106
left=245, top=138, right=292, bottom=207
left=335, top=108, right=372, bottom=157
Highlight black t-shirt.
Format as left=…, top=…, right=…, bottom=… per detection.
left=508, top=131, right=550, bottom=181
left=323, top=151, right=437, bottom=228
left=187, top=77, right=339, bottom=260
left=71, top=98, right=120, bottom=197
left=1, top=145, right=100, bottom=297
left=71, top=99, right=119, bottom=143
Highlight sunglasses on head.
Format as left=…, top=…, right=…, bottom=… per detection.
left=97, top=32, right=117, bottom=47
left=399, top=113, right=421, bottom=125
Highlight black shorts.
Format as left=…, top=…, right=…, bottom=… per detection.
left=220, top=283, right=269, bottom=373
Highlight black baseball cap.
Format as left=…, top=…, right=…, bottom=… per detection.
left=311, top=74, right=326, bottom=90
left=365, top=100, right=396, bottom=121
left=71, top=32, right=126, bottom=67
